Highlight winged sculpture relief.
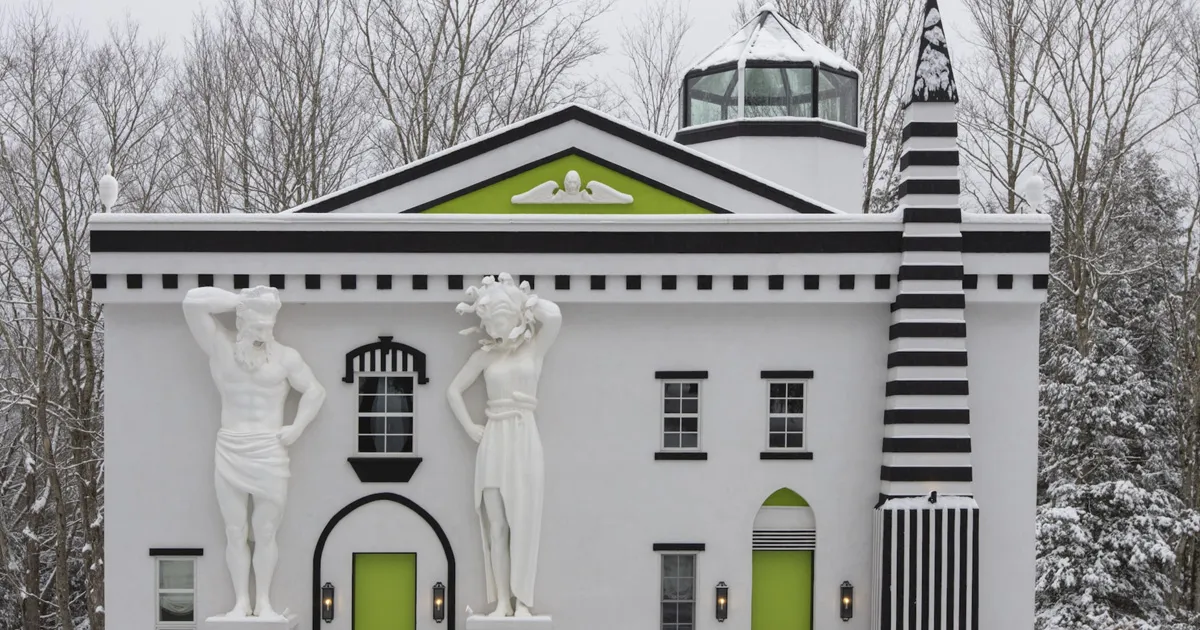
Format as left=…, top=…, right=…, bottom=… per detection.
left=510, top=170, right=634, bottom=205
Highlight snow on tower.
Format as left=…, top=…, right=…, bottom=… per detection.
left=673, top=4, right=866, bottom=212
left=873, top=1, right=979, bottom=628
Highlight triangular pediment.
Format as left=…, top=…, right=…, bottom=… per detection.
left=288, top=104, right=835, bottom=215
left=420, top=152, right=713, bottom=215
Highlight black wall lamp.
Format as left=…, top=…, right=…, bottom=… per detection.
left=715, top=582, right=729, bottom=622
left=840, top=581, right=854, bottom=621
left=433, top=582, right=446, bottom=623
left=321, top=582, right=335, bottom=622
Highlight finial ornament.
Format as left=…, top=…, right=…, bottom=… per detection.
left=1019, top=174, right=1045, bottom=213
left=758, top=1, right=779, bottom=12
left=98, top=162, right=119, bottom=212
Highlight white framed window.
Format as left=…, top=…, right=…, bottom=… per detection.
left=661, top=380, right=701, bottom=450
left=660, top=553, right=696, bottom=630
left=766, top=380, right=807, bottom=450
left=357, top=373, right=416, bottom=455
left=155, top=557, right=196, bottom=629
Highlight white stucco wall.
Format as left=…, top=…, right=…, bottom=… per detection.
left=686, top=135, right=864, bottom=213
left=967, top=303, right=1041, bottom=630
left=104, top=300, right=893, bottom=630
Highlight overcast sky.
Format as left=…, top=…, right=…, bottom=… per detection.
left=44, top=0, right=973, bottom=75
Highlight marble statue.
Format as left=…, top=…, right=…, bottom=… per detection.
left=447, top=273, right=562, bottom=618
left=183, top=286, right=326, bottom=621
left=510, top=170, right=633, bottom=204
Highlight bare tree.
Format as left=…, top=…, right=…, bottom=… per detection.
left=347, top=0, right=610, bottom=169
left=733, top=0, right=920, bottom=213
left=173, top=0, right=372, bottom=213
left=617, top=0, right=690, bottom=136
left=958, top=0, right=1049, bottom=214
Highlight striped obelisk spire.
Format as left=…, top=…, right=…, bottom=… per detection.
left=872, top=2, right=979, bottom=628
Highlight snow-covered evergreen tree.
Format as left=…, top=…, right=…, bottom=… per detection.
left=1036, top=153, right=1199, bottom=629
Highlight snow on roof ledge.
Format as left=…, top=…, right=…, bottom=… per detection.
left=689, top=5, right=858, bottom=75
left=89, top=212, right=902, bottom=228
left=881, top=496, right=979, bottom=510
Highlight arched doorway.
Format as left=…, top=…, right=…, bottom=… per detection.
left=752, top=488, right=815, bottom=630
left=311, top=493, right=456, bottom=630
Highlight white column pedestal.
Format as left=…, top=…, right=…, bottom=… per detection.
left=465, top=615, right=553, bottom=630
left=203, top=613, right=299, bottom=630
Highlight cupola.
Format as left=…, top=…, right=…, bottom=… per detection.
left=674, top=4, right=865, bottom=212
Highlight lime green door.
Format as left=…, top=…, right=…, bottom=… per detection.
left=353, top=553, right=416, bottom=630
left=752, top=550, right=813, bottom=630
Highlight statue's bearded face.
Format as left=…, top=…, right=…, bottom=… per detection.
left=235, top=310, right=276, bottom=370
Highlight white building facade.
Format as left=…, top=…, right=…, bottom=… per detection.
left=93, top=3, right=1048, bottom=630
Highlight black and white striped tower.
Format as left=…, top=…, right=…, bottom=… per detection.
left=872, top=1, right=978, bottom=628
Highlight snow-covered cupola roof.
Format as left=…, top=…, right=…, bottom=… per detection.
left=689, top=3, right=858, bottom=75
left=680, top=3, right=861, bottom=130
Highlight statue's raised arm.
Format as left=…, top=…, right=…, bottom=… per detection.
left=182, top=287, right=241, bottom=355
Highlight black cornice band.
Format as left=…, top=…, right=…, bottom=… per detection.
left=883, top=409, right=970, bottom=424
left=880, top=466, right=973, bottom=482
left=674, top=119, right=868, bottom=148
left=90, top=230, right=903, bottom=254
left=903, top=236, right=962, bottom=251
left=961, top=231, right=1051, bottom=253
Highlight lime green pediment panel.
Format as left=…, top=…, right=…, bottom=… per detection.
left=421, top=154, right=714, bottom=214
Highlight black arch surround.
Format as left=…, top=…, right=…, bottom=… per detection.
left=311, top=492, right=456, bottom=630
left=342, top=336, right=430, bottom=384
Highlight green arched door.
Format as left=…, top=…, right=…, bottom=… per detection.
left=752, top=489, right=814, bottom=630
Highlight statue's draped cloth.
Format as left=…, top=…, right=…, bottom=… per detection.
left=476, top=391, right=544, bottom=606
left=214, top=429, right=290, bottom=503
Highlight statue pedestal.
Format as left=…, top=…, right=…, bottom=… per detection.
left=466, top=615, right=553, bottom=630
left=203, top=613, right=299, bottom=630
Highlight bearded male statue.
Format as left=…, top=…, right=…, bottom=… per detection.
left=183, top=286, right=326, bottom=620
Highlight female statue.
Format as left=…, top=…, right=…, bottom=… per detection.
left=446, top=273, right=562, bottom=618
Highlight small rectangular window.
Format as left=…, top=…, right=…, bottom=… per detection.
left=767, top=380, right=807, bottom=450
left=661, top=381, right=701, bottom=450
left=661, top=554, right=696, bottom=630
left=358, top=374, right=417, bottom=454
left=156, top=557, right=196, bottom=628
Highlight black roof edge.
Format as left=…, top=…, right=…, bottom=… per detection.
left=292, top=105, right=834, bottom=215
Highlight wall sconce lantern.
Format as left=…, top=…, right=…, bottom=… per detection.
left=321, top=582, right=335, bottom=623
left=840, top=581, right=854, bottom=621
left=433, top=582, right=446, bottom=623
left=715, top=582, right=729, bottom=622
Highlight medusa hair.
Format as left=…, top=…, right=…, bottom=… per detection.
left=456, top=273, right=539, bottom=351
